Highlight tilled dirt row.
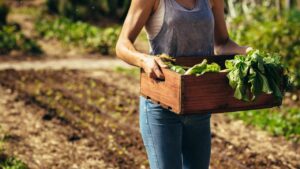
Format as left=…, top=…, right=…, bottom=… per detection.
left=0, top=69, right=147, bottom=169
left=0, top=69, right=299, bottom=169
left=0, top=87, right=114, bottom=169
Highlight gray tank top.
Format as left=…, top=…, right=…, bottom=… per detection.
left=149, top=0, right=214, bottom=57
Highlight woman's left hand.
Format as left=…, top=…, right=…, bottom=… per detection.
left=214, top=38, right=252, bottom=55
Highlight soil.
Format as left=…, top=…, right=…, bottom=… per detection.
left=0, top=69, right=298, bottom=169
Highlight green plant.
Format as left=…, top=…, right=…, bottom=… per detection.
left=159, top=54, right=221, bottom=75
left=0, top=126, right=27, bottom=169
left=0, top=25, right=42, bottom=55
left=46, top=0, right=130, bottom=21
left=225, top=50, right=290, bottom=101
left=229, top=107, right=300, bottom=142
left=35, top=17, right=120, bottom=55
left=114, top=66, right=140, bottom=78
left=184, top=59, right=221, bottom=76
left=0, top=157, right=28, bottom=169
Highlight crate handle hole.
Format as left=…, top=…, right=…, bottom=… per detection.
left=155, top=78, right=165, bottom=82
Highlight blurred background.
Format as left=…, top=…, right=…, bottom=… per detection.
left=0, top=0, right=299, bottom=169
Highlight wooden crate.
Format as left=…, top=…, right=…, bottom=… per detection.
left=140, top=55, right=282, bottom=114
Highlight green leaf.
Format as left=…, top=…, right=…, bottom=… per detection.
left=170, top=65, right=186, bottom=74
left=225, top=49, right=288, bottom=102
left=184, top=59, right=208, bottom=75
left=225, top=60, right=234, bottom=70
left=258, top=72, right=272, bottom=94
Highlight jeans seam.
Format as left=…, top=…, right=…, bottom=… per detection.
left=145, top=100, right=161, bottom=169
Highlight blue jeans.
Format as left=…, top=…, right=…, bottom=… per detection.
left=139, top=96, right=211, bottom=169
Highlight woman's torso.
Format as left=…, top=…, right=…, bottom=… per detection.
left=145, top=0, right=215, bottom=57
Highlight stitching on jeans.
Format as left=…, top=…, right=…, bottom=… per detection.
left=145, top=101, right=161, bottom=169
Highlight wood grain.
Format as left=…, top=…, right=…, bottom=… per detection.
left=140, top=68, right=181, bottom=113
left=140, top=55, right=282, bottom=114
left=181, top=72, right=280, bottom=114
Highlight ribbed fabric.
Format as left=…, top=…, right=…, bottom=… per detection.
left=148, top=0, right=215, bottom=57
left=145, top=0, right=213, bottom=40
left=145, top=0, right=165, bottom=40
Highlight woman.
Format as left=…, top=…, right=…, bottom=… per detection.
left=116, top=0, right=250, bottom=168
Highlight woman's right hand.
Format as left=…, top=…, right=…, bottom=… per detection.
left=142, top=55, right=168, bottom=80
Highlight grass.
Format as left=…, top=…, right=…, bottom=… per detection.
left=114, top=66, right=140, bottom=78
left=0, top=25, right=42, bottom=55
left=0, top=156, right=28, bottom=169
left=228, top=106, right=300, bottom=142
left=0, top=126, right=28, bottom=169
left=35, top=17, right=121, bottom=55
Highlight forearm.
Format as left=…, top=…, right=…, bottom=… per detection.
left=214, top=38, right=250, bottom=55
left=116, top=37, right=167, bottom=80
left=116, top=38, right=148, bottom=68
left=212, top=0, right=250, bottom=55
left=212, top=0, right=229, bottom=46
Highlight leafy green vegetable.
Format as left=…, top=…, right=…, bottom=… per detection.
left=184, top=59, right=221, bottom=76
left=0, top=25, right=42, bottom=54
left=184, top=59, right=208, bottom=75
left=204, top=62, right=221, bottom=74
left=170, top=65, right=186, bottom=74
left=226, top=49, right=290, bottom=102
left=35, top=17, right=120, bottom=55
left=158, top=54, right=188, bottom=74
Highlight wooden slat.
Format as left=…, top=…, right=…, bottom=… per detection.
left=140, top=68, right=182, bottom=113
left=181, top=72, right=281, bottom=114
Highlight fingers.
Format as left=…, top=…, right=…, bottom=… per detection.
left=153, top=64, right=165, bottom=79
left=146, top=63, right=164, bottom=80
left=154, top=57, right=168, bottom=68
left=143, top=55, right=165, bottom=80
left=148, top=71, right=156, bottom=79
left=246, top=46, right=253, bottom=54
left=240, top=46, right=253, bottom=55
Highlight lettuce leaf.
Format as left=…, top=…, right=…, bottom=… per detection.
left=184, top=59, right=221, bottom=76
left=226, top=49, right=289, bottom=102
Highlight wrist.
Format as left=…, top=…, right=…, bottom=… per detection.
left=139, top=54, right=151, bottom=69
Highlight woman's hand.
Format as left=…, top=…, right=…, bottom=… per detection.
left=211, top=0, right=252, bottom=56
left=214, top=38, right=253, bottom=55
left=142, top=55, right=168, bottom=80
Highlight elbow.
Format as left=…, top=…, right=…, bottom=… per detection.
left=115, top=40, right=123, bottom=60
